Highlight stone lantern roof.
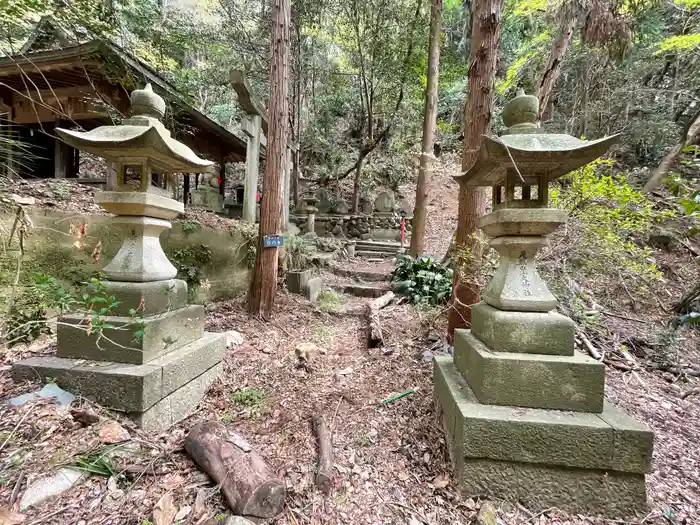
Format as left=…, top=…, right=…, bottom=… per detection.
left=455, top=89, right=620, bottom=187
left=56, top=84, right=214, bottom=174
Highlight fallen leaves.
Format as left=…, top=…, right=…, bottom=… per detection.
left=432, top=473, right=450, bottom=489
left=70, top=407, right=100, bottom=426
left=152, top=492, right=177, bottom=525
left=0, top=507, right=24, bottom=525
left=98, top=421, right=130, bottom=444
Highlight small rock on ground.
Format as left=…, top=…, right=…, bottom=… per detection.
left=98, top=421, right=130, bottom=444
left=225, top=516, right=256, bottom=525
left=225, top=330, right=244, bottom=348
left=476, top=501, right=501, bottom=525
left=20, top=468, right=87, bottom=511
left=9, top=383, right=75, bottom=409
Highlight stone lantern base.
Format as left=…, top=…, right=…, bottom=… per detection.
left=13, top=279, right=225, bottom=431
left=434, top=308, right=653, bottom=517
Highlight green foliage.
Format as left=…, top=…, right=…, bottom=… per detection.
left=171, top=244, right=212, bottom=289
left=71, top=447, right=119, bottom=477
left=318, top=289, right=345, bottom=312
left=656, top=33, right=700, bottom=53
left=283, top=235, right=313, bottom=272
left=181, top=221, right=200, bottom=234
left=230, top=387, right=268, bottom=417
left=391, top=255, right=453, bottom=305
left=551, top=161, right=671, bottom=283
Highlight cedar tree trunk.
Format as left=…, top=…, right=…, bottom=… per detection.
left=448, top=0, right=501, bottom=338
left=538, top=13, right=575, bottom=121
left=248, top=0, right=291, bottom=318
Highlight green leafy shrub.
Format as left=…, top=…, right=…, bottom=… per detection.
left=550, top=160, right=671, bottom=285
left=391, top=255, right=453, bottom=305
left=171, top=244, right=212, bottom=288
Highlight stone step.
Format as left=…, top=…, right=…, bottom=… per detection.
left=13, top=332, right=226, bottom=431
left=329, top=265, right=391, bottom=282
left=355, top=250, right=398, bottom=258
left=454, top=329, right=605, bottom=413
left=334, top=283, right=391, bottom=298
left=433, top=356, right=652, bottom=517
left=354, top=240, right=403, bottom=252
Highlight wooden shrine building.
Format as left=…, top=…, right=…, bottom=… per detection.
left=0, top=16, right=252, bottom=196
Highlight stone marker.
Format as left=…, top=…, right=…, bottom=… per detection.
left=191, top=173, right=224, bottom=212
left=435, top=89, right=653, bottom=518
left=374, top=190, right=395, bottom=213
left=20, top=468, right=87, bottom=511
left=12, top=85, right=226, bottom=431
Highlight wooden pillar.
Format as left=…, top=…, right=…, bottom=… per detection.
left=219, top=159, right=226, bottom=196
left=72, top=147, right=80, bottom=178
left=184, top=174, right=190, bottom=205
left=106, top=162, right=118, bottom=190
left=55, top=136, right=73, bottom=179
left=282, top=146, right=291, bottom=231
left=242, top=115, right=262, bottom=223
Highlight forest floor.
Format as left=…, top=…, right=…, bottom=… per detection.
left=0, top=154, right=699, bottom=524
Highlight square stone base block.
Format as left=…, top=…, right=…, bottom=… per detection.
left=471, top=302, right=574, bottom=356
left=455, top=329, right=605, bottom=412
left=13, top=332, right=226, bottom=429
left=434, top=356, right=652, bottom=518
left=95, top=279, right=189, bottom=317
left=57, top=305, right=205, bottom=364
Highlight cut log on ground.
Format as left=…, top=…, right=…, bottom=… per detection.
left=311, top=414, right=334, bottom=494
left=366, top=291, right=395, bottom=348
left=184, top=421, right=285, bottom=518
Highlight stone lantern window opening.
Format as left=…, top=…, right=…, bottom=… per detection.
left=492, top=170, right=547, bottom=211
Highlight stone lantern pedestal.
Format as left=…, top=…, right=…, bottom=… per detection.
left=12, top=85, right=226, bottom=431
left=435, top=91, right=652, bottom=517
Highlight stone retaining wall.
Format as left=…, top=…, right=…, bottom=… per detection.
left=291, top=213, right=412, bottom=241
left=0, top=210, right=251, bottom=306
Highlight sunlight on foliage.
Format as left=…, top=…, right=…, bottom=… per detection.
left=551, top=161, right=672, bottom=284
left=656, top=33, right=700, bottom=53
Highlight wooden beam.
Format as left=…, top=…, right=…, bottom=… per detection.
left=230, top=70, right=269, bottom=134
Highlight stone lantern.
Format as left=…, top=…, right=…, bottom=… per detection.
left=302, top=195, right=318, bottom=236
left=434, top=90, right=653, bottom=517
left=13, top=85, right=226, bottom=431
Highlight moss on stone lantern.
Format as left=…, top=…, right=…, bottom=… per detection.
left=433, top=90, right=653, bottom=518
left=56, top=84, right=213, bottom=281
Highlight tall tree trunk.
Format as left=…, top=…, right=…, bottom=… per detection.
left=410, top=0, right=443, bottom=257
left=352, top=156, right=364, bottom=213
left=644, top=108, right=700, bottom=193
left=448, top=0, right=501, bottom=338
left=538, top=12, right=575, bottom=121
left=248, top=0, right=291, bottom=318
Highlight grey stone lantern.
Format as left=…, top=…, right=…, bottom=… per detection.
left=13, top=85, right=226, bottom=431
left=434, top=89, right=653, bottom=517
left=56, top=83, right=214, bottom=281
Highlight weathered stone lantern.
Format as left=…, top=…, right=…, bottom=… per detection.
left=13, top=85, right=226, bottom=431
left=302, top=195, right=318, bottom=236
left=434, top=89, right=653, bottom=517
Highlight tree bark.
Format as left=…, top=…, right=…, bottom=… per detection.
left=538, top=12, right=575, bottom=121
left=248, top=0, right=291, bottom=318
left=410, top=0, right=443, bottom=257
left=352, top=155, right=364, bottom=213
left=184, top=421, right=285, bottom=518
left=448, top=0, right=501, bottom=338
left=311, top=415, right=334, bottom=494
left=644, top=108, right=700, bottom=193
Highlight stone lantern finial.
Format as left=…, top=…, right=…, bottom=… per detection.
left=130, top=83, right=166, bottom=119
left=502, top=88, right=539, bottom=135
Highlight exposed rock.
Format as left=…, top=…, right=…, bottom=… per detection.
left=9, top=383, right=75, bottom=410
left=19, top=468, right=87, bottom=511
left=315, top=188, right=332, bottom=213
left=70, top=407, right=100, bottom=426
left=225, top=330, right=244, bottom=348
left=333, top=199, right=349, bottom=214
left=98, top=421, right=131, bottom=444
left=224, top=516, right=256, bottom=525
left=295, top=342, right=320, bottom=363
left=374, top=190, right=395, bottom=212
left=476, top=501, right=500, bottom=525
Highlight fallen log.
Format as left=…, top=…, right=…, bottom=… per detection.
left=184, top=421, right=285, bottom=518
left=311, top=414, right=334, bottom=494
left=366, top=291, right=395, bottom=348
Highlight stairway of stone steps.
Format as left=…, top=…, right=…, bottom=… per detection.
left=327, top=261, right=394, bottom=298
left=354, top=239, right=405, bottom=259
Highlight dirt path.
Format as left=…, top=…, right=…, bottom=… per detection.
left=1, top=283, right=698, bottom=524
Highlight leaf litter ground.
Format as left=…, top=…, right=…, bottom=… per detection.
left=1, top=154, right=699, bottom=524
